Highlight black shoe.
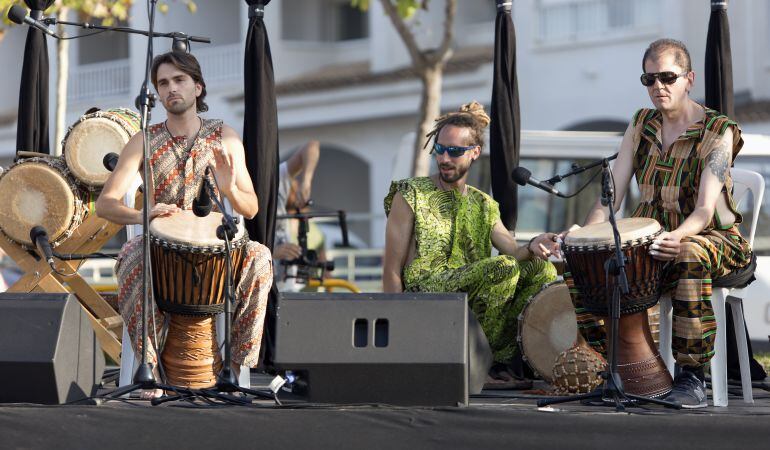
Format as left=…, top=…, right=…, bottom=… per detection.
left=663, top=371, right=707, bottom=409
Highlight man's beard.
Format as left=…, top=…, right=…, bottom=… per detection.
left=438, top=161, right=471, bottom=184
left=165, top=97, right=196, bottom=115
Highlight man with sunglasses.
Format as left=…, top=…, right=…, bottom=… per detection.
left=529, top=39, right=754, bottom=407
left=383, top=102, right=558, bottom=389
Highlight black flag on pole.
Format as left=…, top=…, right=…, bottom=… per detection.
left=704, top=0, right=734, bottom=117
left=15, top=0, right=54, bottom=155
left=243, top=0, right=279, bottom=366
left=704, top=0, right=766, bottom=381
left=489, top=0, right=520, bottom=230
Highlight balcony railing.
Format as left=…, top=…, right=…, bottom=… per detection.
left=195, top=43, right=243, bottom=87
left=537, top=0, right=660, bottom=46
left=68, top=59, right=131, bottom=103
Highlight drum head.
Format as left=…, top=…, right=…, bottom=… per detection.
left=564, top=217, right=661, bottom=247
left=150, top=210, right=246, bottom=248
left=64, top=109, right=140, bottom=187
left=519, top=282, right=577, bottom=383
left=0, top=161, right=75, bottom=245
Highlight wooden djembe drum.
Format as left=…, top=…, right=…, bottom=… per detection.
left=150, top=210, right=248, bottom=389
left=563, top=218, right=673, bottom=398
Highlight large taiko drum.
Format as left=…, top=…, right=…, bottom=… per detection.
left=517, top=282, right=578, bottom=383
left=150, top=210, right=249, bottom=388
left=63, top=108, right=141, bottom=189
left=563, top=218, right=672, bottom=398
left=0, top=157, right=89, bottom=247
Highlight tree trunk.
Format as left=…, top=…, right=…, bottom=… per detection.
left=412, top=66, right=443, bottom=177
left=54, top=7, right=69, bottom=157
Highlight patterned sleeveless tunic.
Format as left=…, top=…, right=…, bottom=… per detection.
left=630, top=107, right=750, bottom=262
left=570, top=107, right=752, bottom=367
left=385, top=177, right=557, bottom=362
left=116, top=118, right=273, bottom=368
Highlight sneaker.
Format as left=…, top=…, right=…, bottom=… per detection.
left=663, top=371, right=707, bottom=409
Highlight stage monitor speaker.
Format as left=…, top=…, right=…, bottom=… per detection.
left=274, top=292, right=493, bottom=406
left=0, top=293, right=105, bottom=404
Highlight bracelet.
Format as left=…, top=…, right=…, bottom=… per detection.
left=526, top=236, right=539, bottom=257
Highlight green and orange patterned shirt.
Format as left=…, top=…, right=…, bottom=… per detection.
left=629, top=107, right=750, bottom=258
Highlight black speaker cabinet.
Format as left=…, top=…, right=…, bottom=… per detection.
left=0, top=293, right=105, bottom=404
left=274, top=292, right=493, bottom=406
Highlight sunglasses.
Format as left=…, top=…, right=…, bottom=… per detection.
left=432, top=142, right=477, bottom=157
left=640, top=71, right=689, bottom=87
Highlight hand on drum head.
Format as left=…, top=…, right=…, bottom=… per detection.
left=149, top=203, right=181, bottom=221
left=529, top=233, right=562, bottom=260
left=649, top=231, right=682, bottom=261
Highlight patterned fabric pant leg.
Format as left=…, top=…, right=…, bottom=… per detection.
left=116, top=236, right=273, bottom=369
left=669, top=235, right=743, bottom=368
left=565, top=235, right=747, bottom=369
left=413, top=256, right=557, bottom=363
left=564, top=266, right=607, bottom=355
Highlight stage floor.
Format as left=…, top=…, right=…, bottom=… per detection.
left=1, top=372, right=769, bottom=449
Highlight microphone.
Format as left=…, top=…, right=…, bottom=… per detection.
left=103, top=152, right=119, bottom=172
left=193, top=168, right=212, bottom=217
left=30, top=226, right=55, bottom=266
left=511, top=167, right=566, bottom=198
left=8, top=5, right=57, bottom=38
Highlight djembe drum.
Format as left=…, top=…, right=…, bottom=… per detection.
left=150, top=210, right=248, bottom=388
left=63, top=107, right=141, bottom=189
left=563, top=217, right=673, bottom=398
left=518, top=282, right=577, bottom=383
left=0, top=157, right=90, bottom=248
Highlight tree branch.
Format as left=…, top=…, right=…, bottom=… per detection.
left=433, top=0, right=455, bottom=65
left=379, top=0, right=426, bottom=68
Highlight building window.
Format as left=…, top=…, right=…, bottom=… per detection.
left=336, top=3, right=368, bottom=41
left=455, top=0, right=497, bottom=25
left=536, top=0, right=660, bottom=45
left=282, top=0, right=368, bottom=42
left=77, top=22, right=129, bottom=65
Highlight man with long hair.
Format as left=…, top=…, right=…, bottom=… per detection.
left=96, top=51, right=273, bottom=397
left=383, top=102, right=559, bottom=388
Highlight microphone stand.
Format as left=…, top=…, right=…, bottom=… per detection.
left=155, top=175, right=272, bottom=405
left=546, top=153, right=618, bottom=185
left=41, top=16, right=210, bottom=50
left=537, top=158, right=680, bottom=411
left=102, top=0, right=192, bottom=402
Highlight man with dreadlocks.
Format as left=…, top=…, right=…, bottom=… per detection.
left=383, top=102, right=560, bottom=388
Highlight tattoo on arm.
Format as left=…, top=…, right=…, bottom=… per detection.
left=707, top=141, right=729, bottom=183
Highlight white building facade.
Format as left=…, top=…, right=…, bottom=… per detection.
left=0, top=0, right=768, bottom=248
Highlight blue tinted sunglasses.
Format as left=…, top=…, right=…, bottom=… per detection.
left=432, top=142, right=477, bottom=157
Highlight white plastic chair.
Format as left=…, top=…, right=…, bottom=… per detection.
left=658, top=168, right=763, bottom=407
left=118, top=180, right=250, bottom=389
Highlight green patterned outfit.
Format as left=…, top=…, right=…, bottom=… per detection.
left=569, top=107, right=752, bottom=368
left=385, top=177, right=557, bottom=363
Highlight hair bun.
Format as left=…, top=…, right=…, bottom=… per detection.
left=458, top=101, right=490, bottom=128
